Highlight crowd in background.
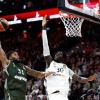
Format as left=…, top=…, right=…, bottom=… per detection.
left=0, top=0, right=100, bottom=100
left=0, top=18, right=100, bottom=100
left=0, top=0, right=98, bottom=15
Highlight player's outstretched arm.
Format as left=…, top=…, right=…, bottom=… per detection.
left=0, top=42, right=9, bottom=67
left=72, top=74, right=96, bottom=83
left=42, top=15, right=52, bottom=67
left=25, top=66, right=54, bottom=78
left=69, top=68, right=96, bottom=83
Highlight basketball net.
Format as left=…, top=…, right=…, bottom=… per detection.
left=59, top=11, right=84, bottom=37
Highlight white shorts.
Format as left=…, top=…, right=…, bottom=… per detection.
left=48, top=93, right=68, bottom=100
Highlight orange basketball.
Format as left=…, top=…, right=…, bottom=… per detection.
left=0, top=18, right=9, bottom=32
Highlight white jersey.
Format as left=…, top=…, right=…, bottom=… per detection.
left=45, top=61, right=75, bottom=95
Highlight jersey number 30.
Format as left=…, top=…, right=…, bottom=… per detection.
left=57, top=68, right=64, bottom=73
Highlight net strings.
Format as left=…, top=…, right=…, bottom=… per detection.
left=60, top=13, right=84, bottom=37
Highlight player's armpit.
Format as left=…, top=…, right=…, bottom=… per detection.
left=44, top=55, right=52, bottom=68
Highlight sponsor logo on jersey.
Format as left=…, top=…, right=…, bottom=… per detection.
left=14, top=75, right=27, bottom=82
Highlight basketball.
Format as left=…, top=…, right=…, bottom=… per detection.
left=0, top=18, right=9, bottom=32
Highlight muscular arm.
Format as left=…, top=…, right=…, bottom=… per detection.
left=25, top=66, right=45, bottom=78
left=42, top=15, right=52, bottom=67
left=25, top=66, right=54, bottom=79
left=69, top=68, right=95, bottom=83
left=72, top=74, right=96, bottom=83
left=72, top=74, right=89, bottom=83
left=0, top=42, right=9, bottom=67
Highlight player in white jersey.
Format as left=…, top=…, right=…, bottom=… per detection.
left=42, top=15, right=96, bottom=100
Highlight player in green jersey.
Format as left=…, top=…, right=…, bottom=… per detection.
left=0, top=42, right=54, bottom=100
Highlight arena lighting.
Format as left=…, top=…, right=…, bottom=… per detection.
left=0, top=0, right=3, bottom=2
left=27, top=17, right=43, bottom=22
left=8, top=20, right=22, bottom=25
left=0, top=1, right=98, bottom=25
left=9, top=14, right=60, bottom=24
left=50, top=14, right=61, bottom=19
left=8, top=15, right=22, bottom=25
left=27, top=14, right=60, bottom=22
left=0, top=10, right=2, bottom=13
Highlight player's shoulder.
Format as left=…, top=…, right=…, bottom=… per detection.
left=50, top=60, right=68, bottom=68
left=63, top=64, right=67, bottom=68
left=3, top=60, right=11, bottom=68
left=50, top=60, right=57, bottom=65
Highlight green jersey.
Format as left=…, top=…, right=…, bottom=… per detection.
left=4, top=61, right=27, bottom=100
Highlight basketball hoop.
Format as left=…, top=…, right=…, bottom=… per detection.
left=59, top=11, right=84, bottom=37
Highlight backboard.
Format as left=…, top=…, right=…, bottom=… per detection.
left=58, top=0, right=100, bottom=24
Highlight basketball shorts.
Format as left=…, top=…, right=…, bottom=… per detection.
left=48, top=92, right=68, bottom=100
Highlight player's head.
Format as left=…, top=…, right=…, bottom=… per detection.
left=7, top=50, right=19, bottom=61
left=54, top=51, right=65, bottom=63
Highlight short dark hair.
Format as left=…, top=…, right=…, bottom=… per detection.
left=55, top=51, right=66, bottom=56
left=7, top=50, right=16, bottom=59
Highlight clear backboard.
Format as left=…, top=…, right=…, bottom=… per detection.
left=58, top=0, right=100, bottom=24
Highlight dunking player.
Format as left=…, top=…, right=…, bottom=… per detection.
left=0, top=42, right=54, bottom=100
left=42, top=15, right=96, bottom=100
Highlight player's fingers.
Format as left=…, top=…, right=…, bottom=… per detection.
left=88, top=75, right=96, bottom=81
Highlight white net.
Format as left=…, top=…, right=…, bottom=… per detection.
left=59, top=12, right=84, bottom=37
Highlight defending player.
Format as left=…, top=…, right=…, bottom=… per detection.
left=0, top=42, right=54, bottom=100
left=42, top=15, right=96, bottom=100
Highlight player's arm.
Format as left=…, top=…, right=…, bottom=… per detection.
left=73, top=74, right=96, bottom=83
left=72, top=74, right=96, bottom=83
left=0, top=42, right=9, bottom=67
left=42, top=15, right=52, bottom=67
left=25, top=66, right=54, bottom=79
left=69, top=68, right=96, bottom=83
